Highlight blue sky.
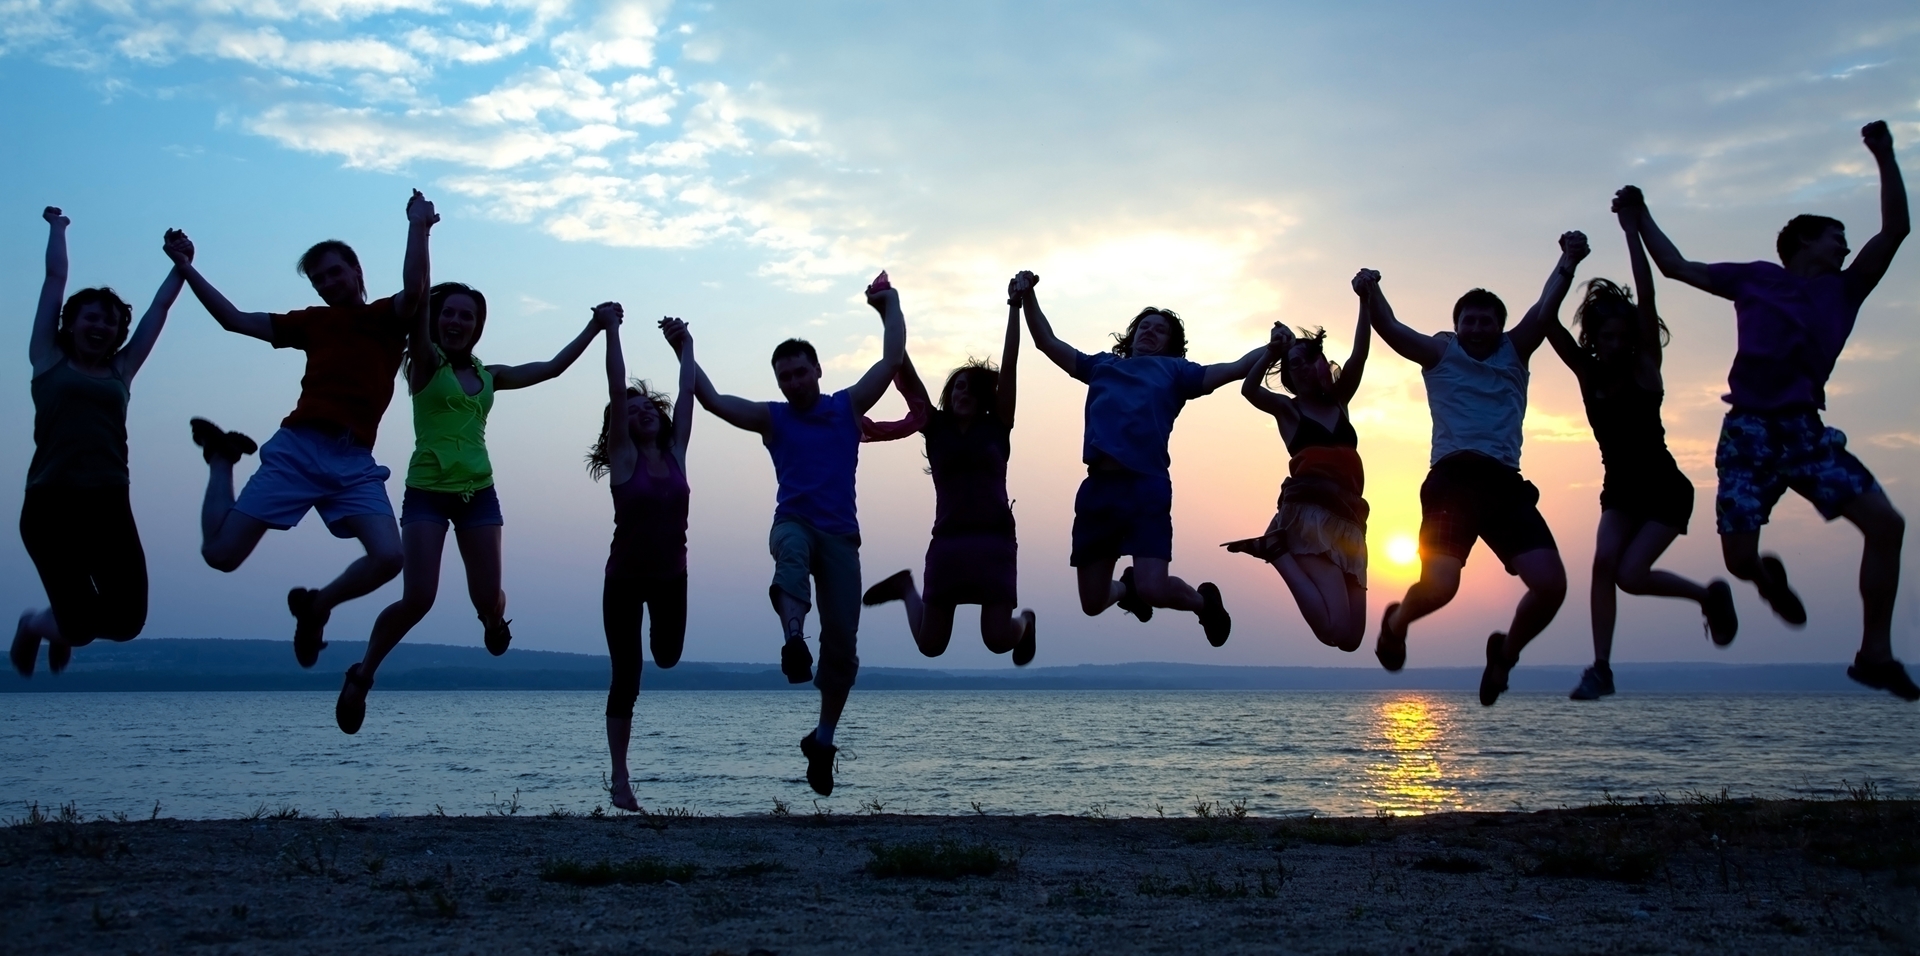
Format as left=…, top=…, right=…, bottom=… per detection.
left=2, top=1, right=1918, bottom=671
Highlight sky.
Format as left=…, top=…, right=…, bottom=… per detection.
left=1, top=1, right=1918, bottom=673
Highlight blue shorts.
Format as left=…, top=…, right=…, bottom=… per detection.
left=1070, top=468, right=1174, bottom=565
left=233, top=426, right=394, bottom=538
left=400, top=485, right=504, bottom=531
left=1715, top=409, right=1877, bottom=535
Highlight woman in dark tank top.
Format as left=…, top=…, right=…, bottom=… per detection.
left=1541, top=196, right=1736, bottom=702
left=1224, top=270, right=1375, bottom=652
left=12, top=208, right=193, bottom=678
left=586, top=304, right=695, bottom=813
left=862, top=271, right=1037, bottom=666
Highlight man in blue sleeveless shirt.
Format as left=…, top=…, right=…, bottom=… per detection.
left=1364, top=233, right=1589, bottom=705
left=692, top=273, right=907, bottom=794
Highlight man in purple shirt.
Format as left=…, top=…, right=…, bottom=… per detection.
left=1627, top=120, right=1913, bottom=701
left=690, top=273, right=906, bottom=794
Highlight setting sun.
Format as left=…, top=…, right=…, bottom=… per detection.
left=1386, top=535, right=1419, bottom=565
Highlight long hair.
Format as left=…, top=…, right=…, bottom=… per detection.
left=586, top=379, right=674, bottom=481
left=403, top=282, right=490, bottom=381
left=939, top=360, right=1000, bottom=412
left=1573, top=278, right=1668, bottom=361
left=56, top=287, right=133, bottom=359
left=1110, top=306, right=1188, bottom=358
left=1269, top=326, right=1341, bottom=396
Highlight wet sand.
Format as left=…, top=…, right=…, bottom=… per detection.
left=5, top=796, right=1916, bottom=954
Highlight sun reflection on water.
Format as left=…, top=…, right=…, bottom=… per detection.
left=1364, top=695, right=1469, bottom=815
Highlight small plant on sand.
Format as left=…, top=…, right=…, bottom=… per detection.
left=1226, top=798, right=1250, bottom=821
left=487, top=790, right=522, bottom=816
left=861, top=797, right=887, bottom=815
left=1190, top=799, right=1215, bottom=819
left=540, top=857, right=698, bottom=887
left=770, top=797, right=790, bottom=816
left=866, top=840, right=1007, bottom=880
left=1843, top=779, right=1882, bottom=803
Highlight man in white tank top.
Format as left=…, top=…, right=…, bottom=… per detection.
left=1360, top=232, right=1590, bottom=705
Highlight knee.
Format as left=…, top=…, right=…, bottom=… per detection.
left=1869, top=509, right=1907, bottom=549
left=201, top=545, right=244, bottom=574
left=1614, top=566, right=1650, bottom=595
left=1078, top=591, right=1107, bottom=617
left=370, top=550, right=404, bottom=583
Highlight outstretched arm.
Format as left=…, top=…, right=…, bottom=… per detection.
left=1363, top=276, right=1447, bottom=369
left=1845, top=120, right=1910, bottom=304
left=1509, top=230, right=1589, bottom=360
left=1331, top=269, right=1376, bottom=406
left=661, top=317, right=697, bottom=465
left=846, top=274, right=906, bottom=415
left=600, top=304, right=638, bottom=486
left=170, top=243, right=274, bottom=342
left=30, top=207, right=69, bottom=376
left=396, top=190, right=437, bottom=320
left=997, top=278, right=1024, bottom=425
left=690, top=354, right=772, bottom=434
left=1619, top=197, right=1664, bottom=371
left=1241, top=322, right=1295, bottom=418
left=116, top=230, right=191, bottom=383
left=1622, top=187, right=1714, bottom=292
left=1016, top=273, right=1083, bottom=374
left=1200, top=344, right=1268, bottom=394
left=491, top=312, right=604, bottom=390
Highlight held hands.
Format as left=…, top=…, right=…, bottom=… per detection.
left=591, top=301, right=624, bottom=333
left=1559, top=230, right=1590, bottom=266
left=1350, top=268, right=1380, bottom=297
left=407, top=189, right=440, bottom=230
left=1266, top=320, right=1296, bottom=355
left=864, top=270, right=898, bottom=312
left=1612, top=185, right=1646, bottom=228
left=42, top=206, right=69, bottom=229
left=1863, top=120, right=1895, bottom=158
left=1007, top=270, right=1039, bottom=305
left=659, top=316, right=691, bottom=353
left=162, top=228, right=194, bottom=267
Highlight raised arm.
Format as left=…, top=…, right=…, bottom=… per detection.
left=1509, top=230, right=1589, bottom=360
left=689, top=351, right=772, bottom=435
left=997, top=274, right=1027, bottom=424
left=1540, top=299, right=1594, bottom=388
left=170, top=243, right=274, bottom=342
left=396, top=190, right=437, bottom=320
left=1241, top=322, right=1295, bottom=418
left=1622, top=187, right=1714, bottom=293
left=405, top=272, right=440, bottom=395
left=660, top=317, right=697, bottom=465
left=845, top=273, right=906, bottom=415
left=30, top=207, right=69, bottom=376
left=1016, top=272, right=1083, bottom=374
left=115, top=230, right=191, bottom=383
left=491, top=312, right=604, bottom=390
left=1331, top=269, right=1376, bottom=406
left=1845, top=120, right=1910, bottom=304
left=1363, top=276, right=1446, bottom=369
left=1619, top=197, right=1664, bottom=371
left=599, top=303, right=639, bottom=486
left=1200, top=343, right=1269, bottom=394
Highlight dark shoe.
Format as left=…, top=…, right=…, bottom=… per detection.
left=336, top=663, right=373, bottom=735
left=483, top=617, right=513, bottom=657
left=780, top=638, right=814, bottom=684
left=189, top=417, right=257, bottom=464
left=1847, top=654, right=1920, bottom=702
left=1703, top=579, right=1738, bottom=647
left=861, top=570, right=914, bottom=607
left=288, top=588, right=329, bottom=669
left=10, top=613, right=38, bottom=678
left=1374, top=602, right=1406, bottom=673
left=1479, top=632, right=1516, bottom=707
left=1012, top=610, right=1037, bottom=667
left=1755, top=555, right=1807, bottom=627
left=1569, top=664, right=1614, bottom=701
left=1197, top=582, right=1230, bottom=647
left=1117, top=566, right=1153, bottom=623
left=46, top=640, right=71, bottom=675
left=800, top=731, right=837, bottom=796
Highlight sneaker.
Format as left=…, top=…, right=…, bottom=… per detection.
left=189, top=417, right=257, bottom=464
left=1847, top=654, right=1920, bottom=702
left=1569, top=665, right=1614, bottom=701
left=1012, top=610, right=1037, bottom=667
left=483, top=616, right=514, bottom=657
left=1197, top=582, right=1230, bottom=647
left=1116, top=567, right=1153, bottom=623
left=800, top=731, right=838, bottom=796
left=335, top=663, right=373, bottom=735
left=1703, top=580, right=1738, bottom=647
left=780, top=638, right=814, bottom=684
left=10, top=613, right=39, bottom=678
left=1374, top=602, right=1407, bottom=673
left=1755, top=555, right=1806, bottom=627
left=861, top=570, right=914, bottom=607
left=287, top=588, right=329, bottom=669
left=1479, top=632, right=1516, bottom=707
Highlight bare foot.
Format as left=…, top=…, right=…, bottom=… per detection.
left=610, top=778, right=640, bottom=812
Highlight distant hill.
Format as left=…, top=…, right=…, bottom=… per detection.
left=0, top=638, right=1871, bottom=694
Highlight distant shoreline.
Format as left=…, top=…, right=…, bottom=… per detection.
left=1, top=638, right=1874, bottom=694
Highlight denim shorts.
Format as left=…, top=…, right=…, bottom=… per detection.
left=233, top=426, right=393, bottom=537
left=400, top=485, right=504, bottom=531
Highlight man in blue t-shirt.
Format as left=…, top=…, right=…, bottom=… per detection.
left=692, top=273, right=907, bottom=793
left=1018, top=273, right=1264, bottom=646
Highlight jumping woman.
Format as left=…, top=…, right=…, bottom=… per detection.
left=863, top=270, right=1037, bottom=666
left=1224, top=269, right=1375, bottom=652
left=334, top=282, right=607, bottom=733
left=12, top=209, right=191, bottom=676
left=590, top=306, right=694, bottom=812
left=1543, top=195, right=1737, bottom=701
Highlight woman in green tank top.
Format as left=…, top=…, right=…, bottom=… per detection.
left=335, top=281, right=608, bottom=734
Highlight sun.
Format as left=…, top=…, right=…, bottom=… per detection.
left=1386, top=535, right=1419, bottom=565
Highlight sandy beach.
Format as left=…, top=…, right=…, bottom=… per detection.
left=4, top=794, right=1916, bottom=955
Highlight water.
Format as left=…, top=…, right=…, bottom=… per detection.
left=2, top=690, right=1914, bottom=821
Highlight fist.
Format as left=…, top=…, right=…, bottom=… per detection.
left=407, top=189, right=440, bottom=227
left=1350, top=268, right=1380, bottom=296
left=1611, top=185, right=1645, bottom=216
left=592, top=301, right=624, bottom=329
left=1863, top=120, right=1894, bottom=155
left=42, top=206, right=68, bottom=228
left=162, top=228, right=194, bottom=265
left=1267, top=321, right=1295, bottom=352
left=1560, top=230, right=1590, bottom=262
left=659, top=316, right=690, bottom=347
left=864, top=271, right=898, bottom=310
left=1007, top=270, right=1039, bottom=304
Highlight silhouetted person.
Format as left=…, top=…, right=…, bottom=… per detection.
left=12, top=209, right=191, bottom=677
left=688, top=272, right=907, bottom=796
left=1367, top=234, right=1587, bottom=706
left=175, top=190, right=435, bottom=668
left=1624, top=119, right=1913, bottom=701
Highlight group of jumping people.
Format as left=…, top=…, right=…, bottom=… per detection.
left=11, top=122, right=1915, bottom=804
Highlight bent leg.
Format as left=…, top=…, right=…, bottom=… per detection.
left=314, top=514, right=405, bottom=616
left=645, top=574, right=688, bottom=669
left=1588, top=512, right=1635, bottom=665
left=87, top=489, right=149, bottom=641
left=1274, top=553, right=1361, bottom=650
left=1503, top=547, right=1567, bottom=659
left=980, top=602, right=1022, bottom=654
left=359, top=521, right=446, bottom=681
left=1842, top=487, right=1905, bottom=662
left=916, top=601, right=956, bottom=657
left=811, top=532, right=863, bottom=727
left=1391, top=555, right=1463, bottom=637
left=1076, top=560, right=1123, bottom=616
left=454, top=525, right=506, bottom=627
left=1131, top=557, right=1202, bottom=612
left=1616, top=521, right=1708, bottom=602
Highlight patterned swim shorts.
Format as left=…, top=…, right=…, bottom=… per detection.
left=1714, top=409, right=1877, bottom=535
